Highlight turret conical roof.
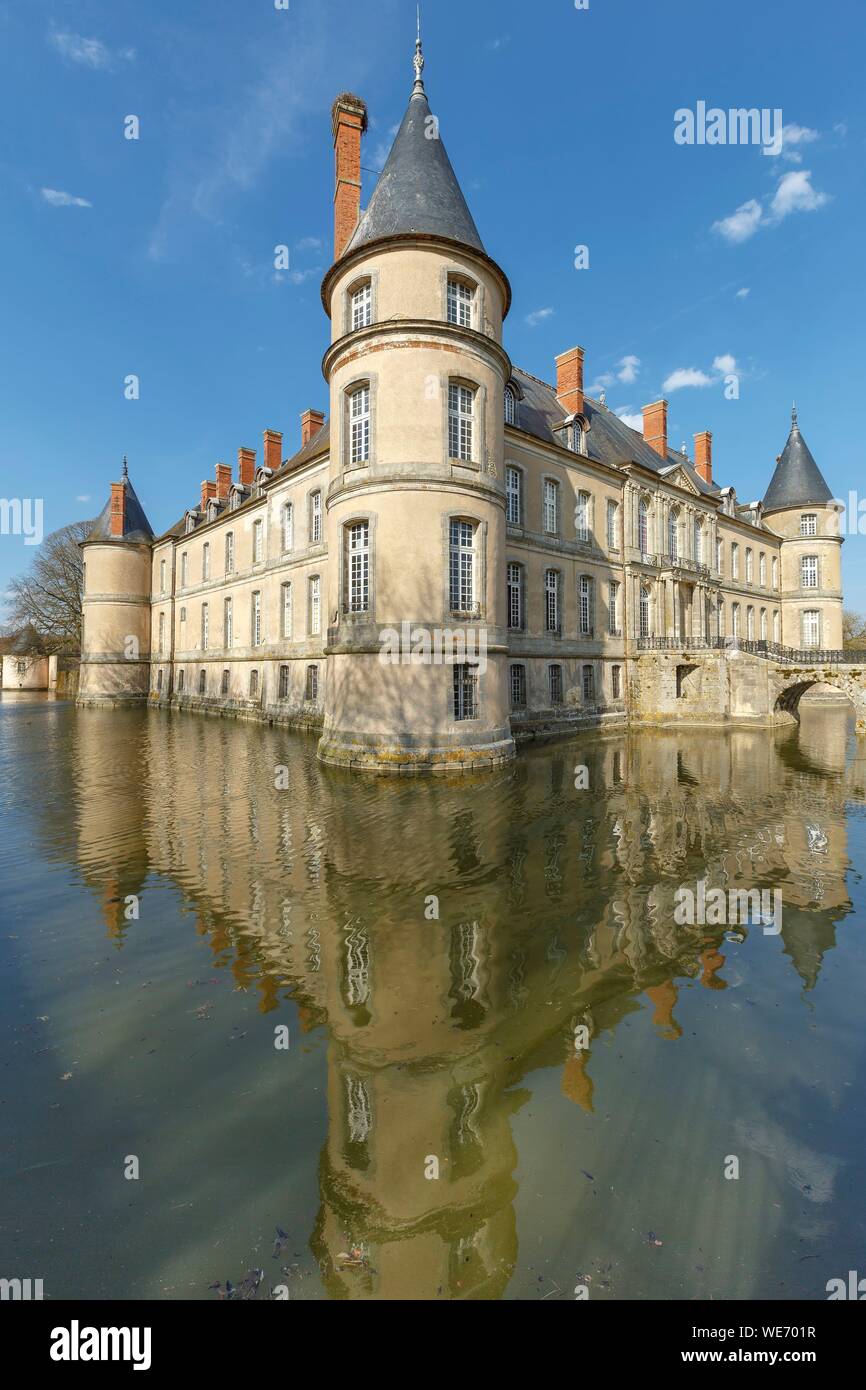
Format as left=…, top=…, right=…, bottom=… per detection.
left=763, top=407, right=833, bottom=512
left=88, top=461, right=155, bottom=543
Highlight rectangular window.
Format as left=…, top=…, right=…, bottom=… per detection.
left=225, top=532, right=234, bottom=574
left=510, top=664, right=526, bottom=709
left=282, top=504, right=293, bottom=552
left=506, top=466, right=522, bottom=525
left=351, top=281, right=372, bottom=330
left=279, top=665, right=290, bottom=699
left=250, top=669, right=259, bottom=698
left=772, top=556, right=779, bottom=589
left=802, top=609, right=821, bottom=647
left=543, top=479, right=559, bottom=535
left=545, top=570, right=560, bottom=633
left=608, top=580, right=619, bottom=635
left=201, top=603, right=209, bottom=650
left=349, top=386, right=370, bottom=465
left=224, top=597, right=233, bottom=648
left=448, top=384, right=474, bottom=461
left=452, top=663, right=478, bottom=720
left=306, top=664, right=319, bottom=702
left=579, top=575, right=593, bottom=636
left=746, top=548, right=753, bottom=582
left=449, top=520, right=475, bottom=612
left=202, top=543, right=210, bottom=580
left=612, top=664, right=622, bottom=700
left=731, top=543, right=739, bottom=580
left=160, top=559, right=166, bottom=594
left=157, top=668, right=163, bottom=692
left=800, top=513, right=818, bottom=537
left=281, top=582, right=293, bottom=638
left=310, top=491, right=322, bottom=544
left=221, top=669, right=229, bottom=696
left=181, top=552, right=188, bottom=588
left=507, top=562, right=523, bottom=630
left=759, top=552, right=767, bottom=586
left=607, top=500, right=618, bottom=551
left=309, top=576, right=321, bottom=635
left=801, top=555, right=819, bottom=589
left=549, top=665, right=563, bottom=705
left=251, top=591, right=262, bottom=646
left=253, top=519, right=264, bottom=565
left=575, top=491, right=590, bottom=542
left=732, top=603, right=740, bottom=637
left=346, top=521, right=370, bottom=613
left=158, top=613, right=165, bottom=653
left=582, top=664, right=595, bottom=701
left=447, top=278, right=473, bottom=327
left=178, top=669, right=185, bottom=693
left=716, top=538, right=723, bottom=574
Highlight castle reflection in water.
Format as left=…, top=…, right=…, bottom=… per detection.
left=64, top=705, right=864, bottom=1299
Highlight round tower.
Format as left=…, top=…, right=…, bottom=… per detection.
left=78, top=460, right=155, bottom=706
left=762, top=407, right=843, bottom=650
left=317, top=36, right=515, bottom=770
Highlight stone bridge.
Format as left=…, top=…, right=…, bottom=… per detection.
left=631, top=638, right=866, bottom=733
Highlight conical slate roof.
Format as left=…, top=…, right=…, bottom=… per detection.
left=762, top=408, right=833, bottom=512
left=88, top=462, right=155, bottom=543
left=10, top=623, right=45, bottom=654
left=344, top=41, right=485, bottom=257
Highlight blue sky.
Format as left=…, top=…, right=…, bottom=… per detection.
left=1, top=0, right=864, bottom=610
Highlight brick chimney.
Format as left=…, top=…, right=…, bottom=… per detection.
left=200, top=480, right=217, bottom=512
left=694, top=430, right=713, bottom=484
left=555, top=347, right=585, bottom=416
left=215, top=463, right=232, bottom=500
left=301, top=409, right=325, bottom=447
left=238, top=447, right=256, bottom=489
left=332, top=94, right=368, bottom=261
left=263, top=429, right=282, bottom=473
left=642, top=400, right=668, bottom=459
left=109, top=481, right=125, bottom=537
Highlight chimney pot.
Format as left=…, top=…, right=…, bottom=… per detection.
left=200, top=480, right=217, bottom=513
left=301, top=408, right=326, bottom=447
left=555, top=347, right=585, bottom=417
left=215, top=463, right=232, bottom=500
left=332, top=94, right=368, bottom=261
left=694, top=430, right=713, bottom=484
left=642, top=399, right=668, bottom=460
left=263, top=430, right=282, bottom=473
left=109, top=480, right=126, bottom=538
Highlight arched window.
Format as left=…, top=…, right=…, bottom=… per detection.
left=348, top=385, right=370, bottom=465
left=251, top=591, right=262, bottom=646
left=225, top=532, right=234, bottom=574
left=345, top=521, right=370, bottom=613
left=178, top=669, right=185, bottom=693
left=224, top=597, right=233, bottom=647
left=694, top=518, right=703, bottom=563
left=505, top=465, right=522, bottom=525
left=504, top=386, right=517, bottom=426
left=747, top=606, right=755, bottom=639
left=579, top=575, right=594, bottom=636
left=448, top=383, right=475, bottom=461
left=732, top=602, right=741, bottom=637
left=201, top=602, right=209, bottom=650
left=549, top=665, right=563, bottom=705
left=350, top=279, right=372, bottom=331
left=582, top=664, right=595, bottom=701
left=543, top=479, right=560, bottom=535
left=158, top=612, right=165, bottom=653
left=668, top=510, right=679, bottom=561
left=760, top=608, right=768, bottom=640
left=450, top=520, right=477, bottom=613
left=544, top=569, right=560, bottom=633
left=202, top=542, right=210, bottom=580
left=221, top=669, right=230, bottom=695
left=308, top=576, right=321, bottom=635
left=281, top=583, right=292, bottom=639
left=638, top=498, right=649, bottom=555
left=639, top=585, right=651, bottom=638
left=198, top=669, right=206, bottom=694
left=759, top=552, right=767, bottom=586
left=309, top=490, right=322, bottom=543
left=506, top=562, right=523, bottom=630
left=575, top=490, right=591, bottom=542
left=746, top=548, right=754, bottom=582
left=510, top=664, right=526, bottom=709
left=773, top=610, right=780, bottom=643
left=282, top=503, right=293, bottom=552
left=718, top=599, right=725, bottom=637
left=249, top=669, right=259, bottom=698
left=446, top=277, right=474, bottom=328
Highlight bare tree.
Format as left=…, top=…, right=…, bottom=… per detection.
left=843, top=610, right=866, bottom=650
left=5, top=519, right=93, bottom=651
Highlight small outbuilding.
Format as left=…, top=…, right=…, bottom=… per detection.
left=1, top=626, right=51, bottom=690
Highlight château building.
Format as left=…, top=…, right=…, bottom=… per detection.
left=78, top=36, right=847, bottom=770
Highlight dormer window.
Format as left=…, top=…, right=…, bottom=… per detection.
left=185, top=513, right=196, bottom=535
left=350, top=280, right=372, bottom=331
left=504, top=386, right=517, bottom=426
left=447, top=277, right=474, bottom=328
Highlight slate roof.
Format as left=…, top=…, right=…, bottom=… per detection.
left=88, top=466, right=155, bottom=543
left=344, top=79, right=485, bottom=258
left=10, top=624, right=45, bottom=654
left=762, top=410, right=833, bottom=512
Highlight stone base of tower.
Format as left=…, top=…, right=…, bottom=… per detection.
left=77, top=660, right=151, bottom=707
left=317, top=729, right=515, bottom=774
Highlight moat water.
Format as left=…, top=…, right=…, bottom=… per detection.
left=1, top=695, right=865, bottom=1301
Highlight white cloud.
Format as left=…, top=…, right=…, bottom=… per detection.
left=770, top=168, right=829, bottom=218
left=712, top=198, right=764, bottom=243
left=41, top=187, right=91, bottom=208
left=588, top=373, right=614, bottom=393
left=48, top=28, right=134, bottom=71
left=736, top=287, right=750, bottom=298
left=617, top=354, right=640, bottom=384
left=75, top=495, right=92, bottom=503
left=486, top=35, right=510, bottom=51
left=295, top=237, right=322, bottom=251
left=525, top=307, right=554, bottom=327
left=663, top=367, right=714, bottom=392
left=713, top=353, right=737, bottom=374
left=767, top=123, right=819, bottom=163
left=616, top=410, right=644, bottom=431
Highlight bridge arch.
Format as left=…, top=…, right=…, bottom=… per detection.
left=772, top=671, right=866, bottom=732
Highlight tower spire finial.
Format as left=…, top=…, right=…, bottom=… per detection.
left=122, top=455, right=128, bottom=480
left=413, top=5, right=425, bottom=93
left=792, top=400, right=798, bottom=428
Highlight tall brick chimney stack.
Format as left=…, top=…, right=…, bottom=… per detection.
left=200, top=480, right=217, bottom=512
left=642, top=400, right=668, bottom=459
left=555, top=347, right=585, bottom=417
left=332, top=94, right=368, bottom=261
left=263, top=429, right=282, bottom=473
left=238, top=447, right=256, bottom=489
left=694, top=430, right=712, bottom=484
left=215, top=463, right=232, bottom=500
left=301, top=409, right=325, bottom=447
left=109, top=480, right=126, bottom=537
